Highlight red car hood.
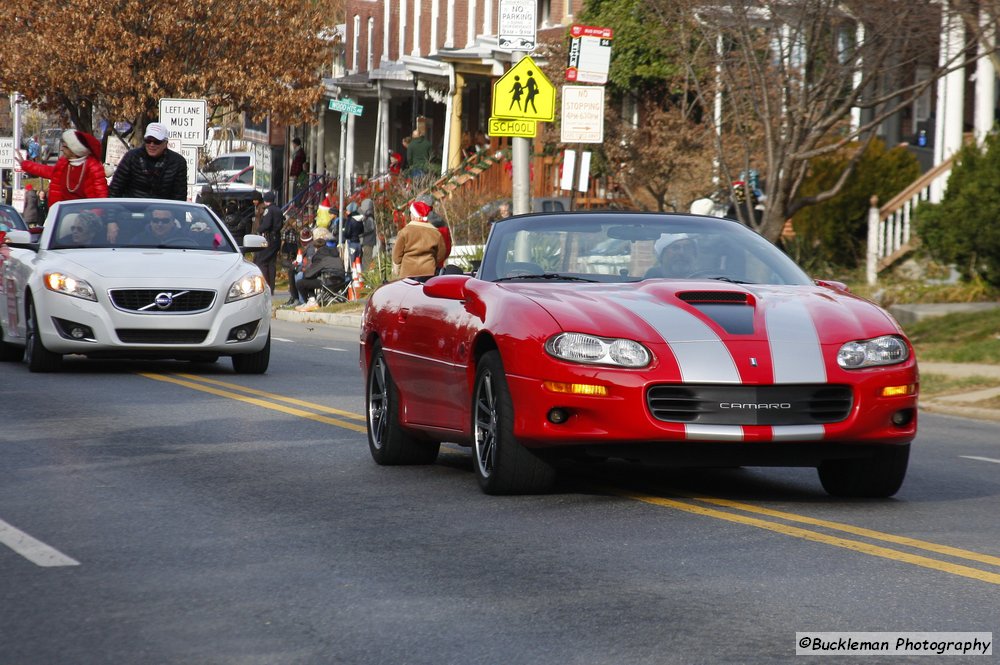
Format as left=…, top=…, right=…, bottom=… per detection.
left=509, top=281, right=899, bottom=344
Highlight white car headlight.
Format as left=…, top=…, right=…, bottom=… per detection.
left=44, top=272, right=97, bottom=301
left=226, top=274, right=267, bottom=303
left=546, top=332, right=651, bottom=368
left=837, top=335, right=909, bottom=369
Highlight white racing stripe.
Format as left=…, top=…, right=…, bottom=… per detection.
left=764, top=299, right=826, bottom=383
left=621, top=295, right=741, bottom=383
left=0, top=517, right=80, bottom=567
left=771, top=425, right=825, bottom=441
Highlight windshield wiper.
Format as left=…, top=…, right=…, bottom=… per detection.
left=494, top=273, right=600, bottom=283
left=699, top=275, right=753, bottom=284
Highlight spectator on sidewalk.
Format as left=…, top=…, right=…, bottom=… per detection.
left=392, top=200, right=446, bottom=279
left=290, top=137, right=307, bottom=196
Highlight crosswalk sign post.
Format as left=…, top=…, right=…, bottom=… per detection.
left=491, top=55, right=556, bottom=216
left=491, top=56, right=556, bottom=122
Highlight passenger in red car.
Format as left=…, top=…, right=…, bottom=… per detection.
left=392, top=200, right=447, bottom=279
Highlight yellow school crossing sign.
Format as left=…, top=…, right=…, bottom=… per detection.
left=491, top=56, right=556, bottom=122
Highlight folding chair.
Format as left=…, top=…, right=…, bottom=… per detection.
left=314, top=269, right=350, bottom=305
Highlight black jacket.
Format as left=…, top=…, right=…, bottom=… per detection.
left=303, top=245, right=345, bottom=280
left=254, top=204, right=284, bottom=263
left=109, top=147, right=188, bottom=200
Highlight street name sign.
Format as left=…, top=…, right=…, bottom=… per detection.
left=497, top=0, right=536, bottom=51
left=492, top=56, right=556, bottom=122
left=488, top=117, right=537, bottom=138
left=159, top=98, right=207, bottom=147
left=329, top=98, right=364, bottom=116
left=561, top=85, right=605, bottom=143
left=565, top=25, right=614, bottom=85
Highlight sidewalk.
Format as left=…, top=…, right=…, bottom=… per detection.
left=919, top=362, right=1000, bottom=422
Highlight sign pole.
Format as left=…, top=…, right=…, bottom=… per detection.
left=338, top=111, right=348, bottom=272
left=510, top=51, right=531, bottom=216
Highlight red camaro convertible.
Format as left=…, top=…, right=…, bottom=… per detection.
left=360, top=212, right=918, bottom=496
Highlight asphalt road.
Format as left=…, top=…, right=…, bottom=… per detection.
left=1, top=319, right=998, bottom=664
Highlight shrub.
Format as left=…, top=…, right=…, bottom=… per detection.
left=792, top=139, right=920, bottom=268
left=915, top=132, right=1000, bottom=287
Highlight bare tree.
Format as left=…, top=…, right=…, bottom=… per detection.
left=647, top=0, right=988, bottom=241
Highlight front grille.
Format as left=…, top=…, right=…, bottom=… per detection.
left=109, top=289, right=216, bottom=313
left=647, top=384, right=853, bottom=425
left=115, top=329, right=208, bottom=344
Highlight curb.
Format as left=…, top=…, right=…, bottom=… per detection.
left=273, top=308, right=363, bottom=328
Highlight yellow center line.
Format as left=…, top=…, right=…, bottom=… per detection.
left=138, top=371, right=1000, bottom=585
left=681, top=494, right=1000, bottom=568
left=139, top=373, right=367, bottom=433
left=616, top=491, right=1000, bottom=586
left=173, top=373, right=366, bottom=421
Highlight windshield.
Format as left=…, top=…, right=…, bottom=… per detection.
left=49, top=201, right=238, bottom=251
left=478, top=212, right=812, bottom=285
left=0, top=205, right=28, bottom=232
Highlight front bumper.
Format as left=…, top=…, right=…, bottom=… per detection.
left=36, top=290, right=270, bottom=355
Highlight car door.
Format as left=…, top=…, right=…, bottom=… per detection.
left=394, top=293, right=478, bottom=432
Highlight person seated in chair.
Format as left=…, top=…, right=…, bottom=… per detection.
left=295, top=228, right=346, bottom=311
left=644, top=233, right=698, bottom=279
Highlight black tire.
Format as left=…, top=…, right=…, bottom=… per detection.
left=24, top=300, right=61, bottom=373
left=818, top=444, right=910, bottom=498
left=366, top=343, right=440, bottom=465
left=231, top=333, right=270, bottom=374
left=472, top=350, right=555, bottom=495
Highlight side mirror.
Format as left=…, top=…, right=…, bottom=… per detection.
left=240, top=233, right=267, bottom=252
left=815, top=279, right=849, bottom=293
left=423, top=274, right=471, bottom=301
left=5, top=229, right=35, bottom=247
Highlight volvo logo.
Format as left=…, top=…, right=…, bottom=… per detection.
left=154, top=292, right=175, bottom=309
left=720, top=403, right=792, bottom=409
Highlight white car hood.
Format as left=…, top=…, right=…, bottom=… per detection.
left=54, top=249, right=247, bottom=280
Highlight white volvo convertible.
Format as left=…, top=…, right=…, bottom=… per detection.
left=0, top=198, right=272, bottom=373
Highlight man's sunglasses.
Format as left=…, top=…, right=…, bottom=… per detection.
left=145, top=137, right=165, bottom=145
left=151, top=218, right=173, bottom=225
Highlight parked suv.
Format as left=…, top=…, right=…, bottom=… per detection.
left=202, top=151, right=254, bottom=183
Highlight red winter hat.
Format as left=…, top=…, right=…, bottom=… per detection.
left=62, top=129, right=103, bottom=160
left=410, top=201, right=432, bottom=219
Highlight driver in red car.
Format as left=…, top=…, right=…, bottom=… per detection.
left=645, top=233, right=698, bottom=278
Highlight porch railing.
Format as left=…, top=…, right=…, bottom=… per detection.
left=866, top=156, right=954, bottom=285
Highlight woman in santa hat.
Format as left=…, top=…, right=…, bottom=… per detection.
left=391, top=200, right=447, bottom=279
left=14, top=129, right=108, bottom=205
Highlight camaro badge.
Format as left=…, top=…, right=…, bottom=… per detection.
left=750, top=357, right=758, bottom=367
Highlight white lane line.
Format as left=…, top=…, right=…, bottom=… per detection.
left=323, top=347, right=348, bottom=352
left=272, top=337, right=295, bottom=343
left=0, top=518, right=80, bottom=567
left=960, top=456, right=1000, bottom=464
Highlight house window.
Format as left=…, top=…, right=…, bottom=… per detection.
left=352, top=15, right=361, bottom=74
left=538, top=0, right=552, bottom=28
left=367, top=17, right=375, bottom=71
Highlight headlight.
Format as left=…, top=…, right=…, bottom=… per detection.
left=837, top=335, right=909, bottom=369
left=44, top=272, right=97, bottom=301
left=546, top=332, right=651, bottom=367
left=226, top=274, right=267, bottom=302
